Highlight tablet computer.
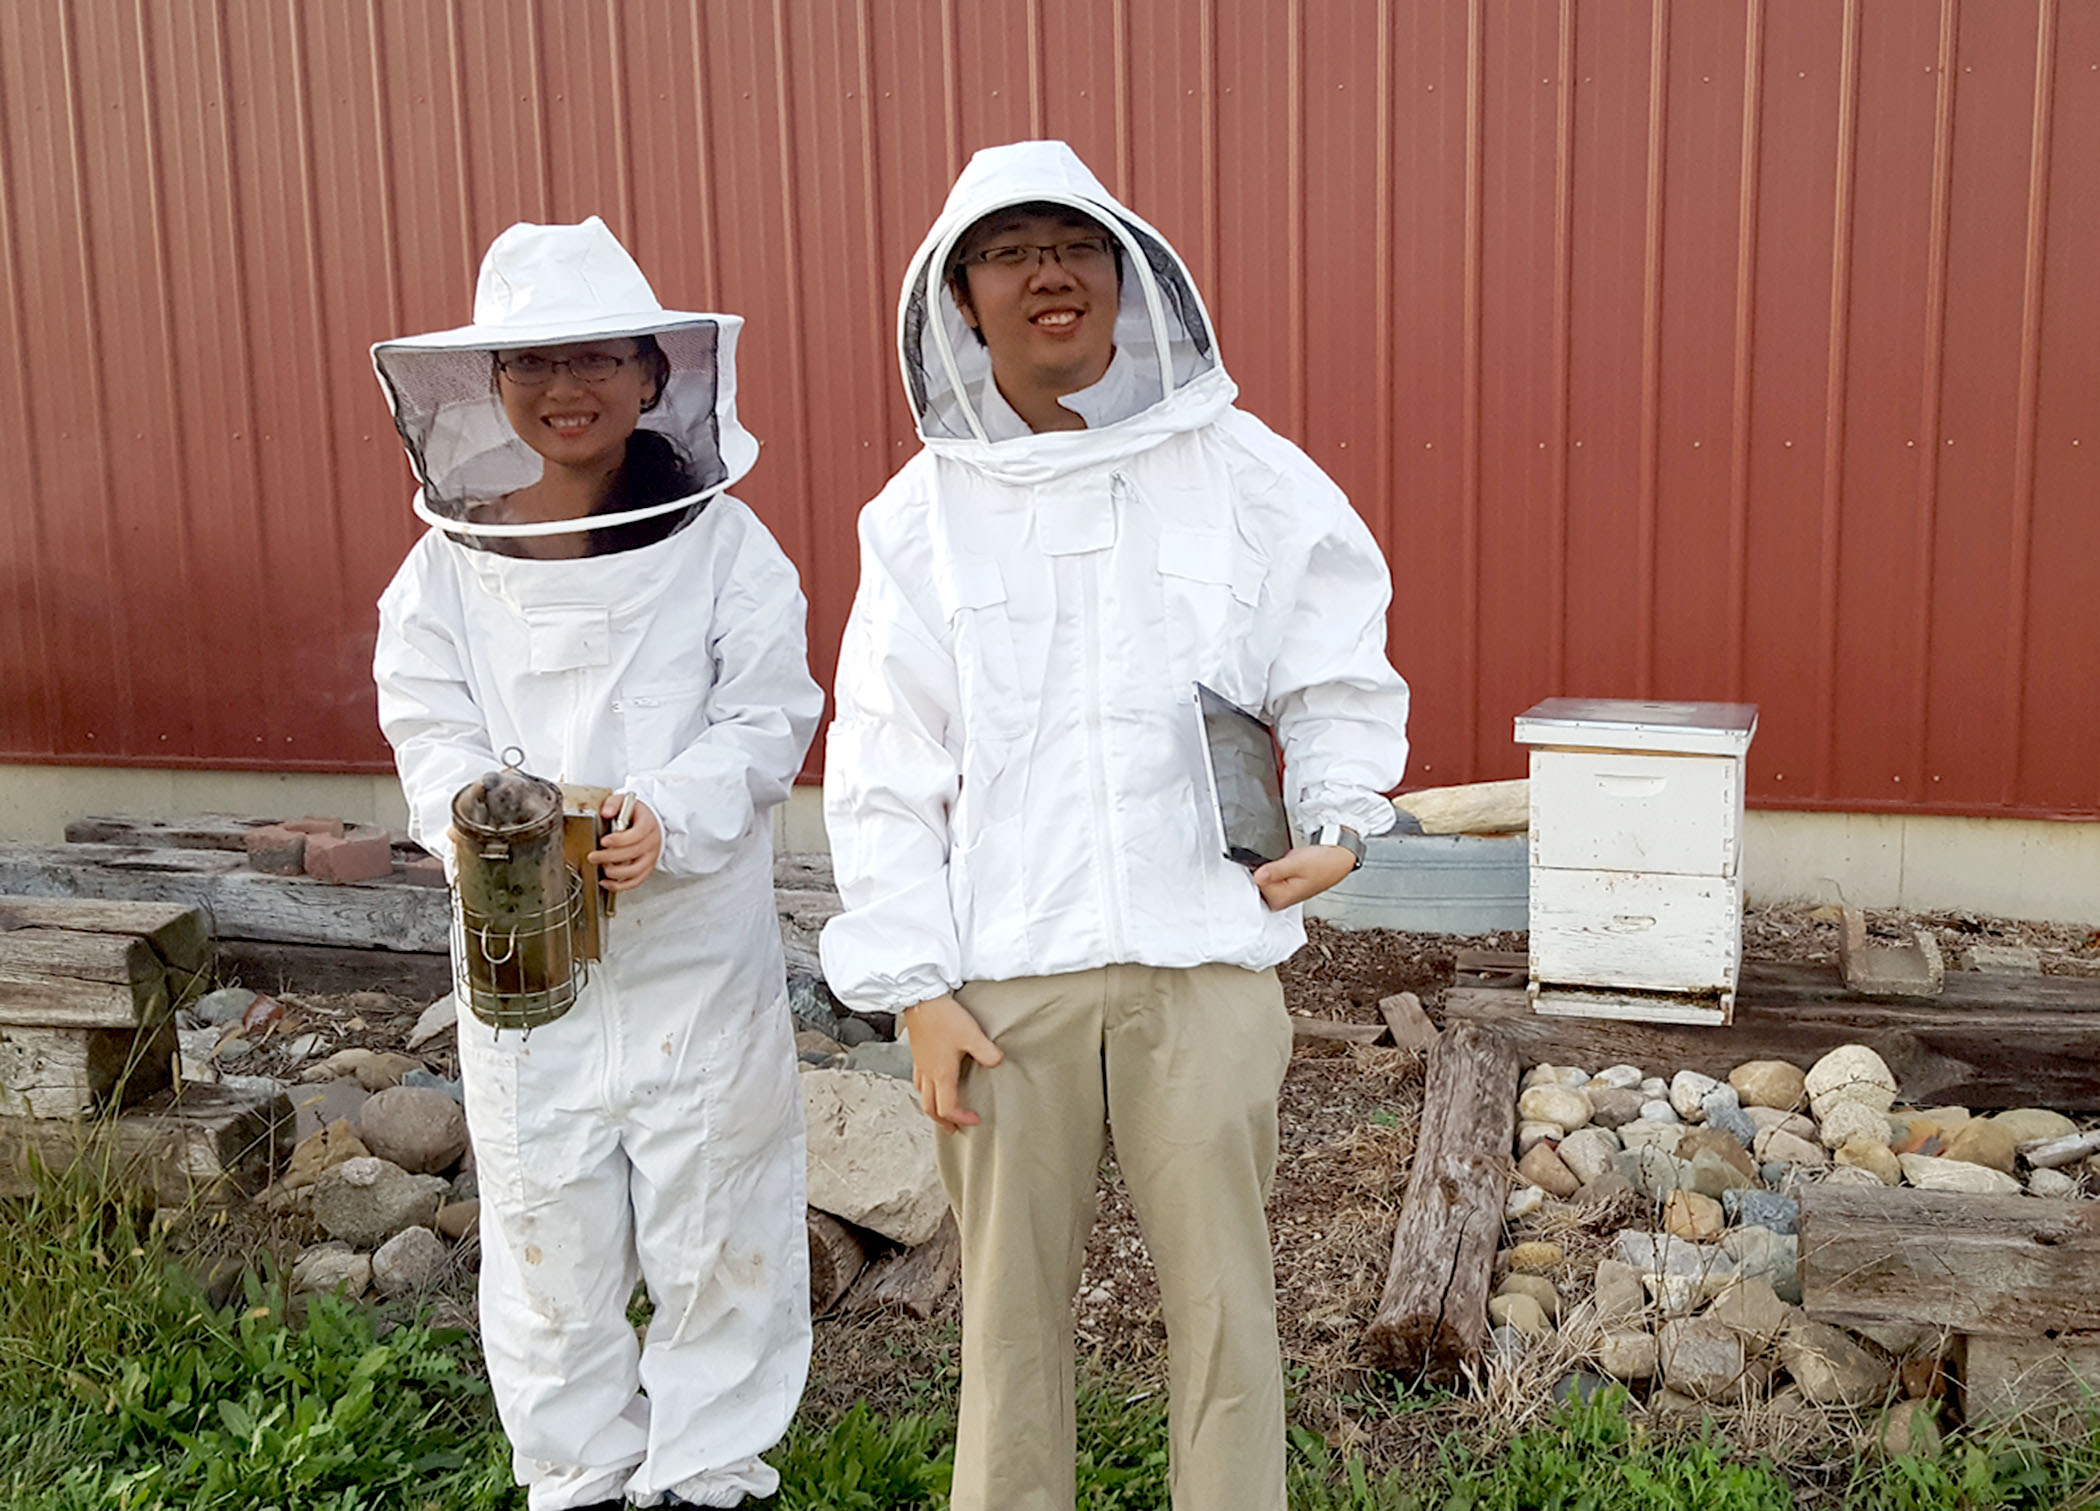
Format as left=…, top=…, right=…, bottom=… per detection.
left=1193, top=682, right=1291, bottom=869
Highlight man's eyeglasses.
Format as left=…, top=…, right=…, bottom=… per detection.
left=967, top=236, right=1115, bottom=274
left=495, top=352, right=634, bottom=386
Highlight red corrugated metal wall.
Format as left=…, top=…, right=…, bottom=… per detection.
left=2, top=1, right=2094, bottom=817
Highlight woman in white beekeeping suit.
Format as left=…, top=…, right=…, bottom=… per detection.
left=371, top=217, right=820, bottom=1510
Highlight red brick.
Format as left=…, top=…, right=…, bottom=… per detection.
left=399, top=854, right=448, bottom=888
left=304, top=825, right=394, bottom=883
left=284, top=816, right=348, bottom=838
left=245, top=824, right=308, bottom=876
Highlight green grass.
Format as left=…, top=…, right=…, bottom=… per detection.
left=9, top=1168, right=2100, bottom=1509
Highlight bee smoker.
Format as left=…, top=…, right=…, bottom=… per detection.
left=448, top=754, right=602, bottom=1033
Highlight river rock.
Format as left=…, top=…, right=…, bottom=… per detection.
left=372, top=1226, right=450, bottom=1296
left=1592, top=1064, right=1646, bottom=1090
left=1722, top=1227, right=1799, bottom=1302
left=1664, top=1190, right=1725, bottom=1242
left=1899, top=1153, right=2020, bottom=1194
left=1878, top=1398, right=1943, bottom=1458
left=1518, top=1084, right=1593, bottom=1132
left=1823, top=1164, right=1887, bottom=1188
left=803, top=1068, right=946, bottom=1245
left=311, top=1157, right=449, bottom=1247
left=1805, top=1045, right=1897, bottom=1120
left=1836, top=1136, right=1902, bottom=1185
left=1943, top=1119, right=2019, bottom=1173
left=1706, top=1276, right=1797, bottom=1349
left=1516, top=1141, right=1581, bottom=1199
left=1640, top=1100, right=1681, bottom=1124
left=196, top=987, right=258, bottom=1026
left=1754, top=1128, right=1828, bottom=1169
left=1598, top=1330, right=1659, bottom=1381
left=1504, top=1240, right=1565, bottom=1274
left=1495, top=1272, right=1561, bottom=1320
left=1994, top=1108, right=2078, bottom=1146
left=1615, top=1230, right=1734, bottom=1281
left=1688, top=1147, right=1762, bottom=1199
left=353, top=1086, right=470, bottom=1175
left=1505, top=1183, right=1548, bottom=1219
left=1586, top=1087, right=1649, bottom=1129
left=435, top=1199, right=480, bottom=1240
left=1658, top=1317, right=1747, bottom=1400
left=290, top=1242, right=371, bottom=1298
left=1746, top=1105, right=1818, bottom=1140
left=1730, top=1060, right=1807, bottom=1111
left=1723, top=1189, right=1799, bottom=1234
left=1556, top=1127, right=1623, bottom=1185
left=406, top=993, right=458, bottom=1049
left=1681, top=1127, right=1761, bottom=1181
left=1628, top=1146, right=1696, bottom=1199
left=1819, top=1100, right=1892, bottom=1150
left=1516, top=1120, right=1564, bottom=1154
left=1781, top=1319, right=1893, bottom=1406
left=282, top=1118, right=370, bottom=1191
left=1620, top=1120, right=1688, bottom=1156
left=1593, top=1258, right=1648, bottom=1323
left=1669, top=1071, right=1721, bottom=1122
left=2029, top=1168, right=2077, bottom=1198
left=1488, top=1293, right=1551, bottom=1334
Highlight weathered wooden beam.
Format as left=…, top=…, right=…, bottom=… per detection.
left=1443, top=975, right=2100, bottom=1111
left=0, top=897, right=210, bottom=976
left=212, top=940, right=452, bottom=1000
left=844, top=1211, right=961, bottom=1320
left=1290, top=1015, right=1389, bottom=1046
left=807, top=1209, right=872, bottom=1315
left=0, top=1021, right=177, bottom=1117
left=0, top=844, right=447, bottom=953
left=0, top=930, right=167, bottom=1030
left=1961, top=1335, right=2100, bottom=1429
left=0, top=1081, right=290, bottom=1206
left=1800, top=1185, right=2100, bottom=1336
left=1361, top=1019, right=1519, bottom=1381
left=64, top=815, right=273, bottom=851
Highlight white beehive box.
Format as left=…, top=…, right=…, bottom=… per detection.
left=1513, top=698, right=1758, bottom=1025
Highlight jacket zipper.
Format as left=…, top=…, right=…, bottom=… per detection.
left=1087, top=477, right=1130, bottom=961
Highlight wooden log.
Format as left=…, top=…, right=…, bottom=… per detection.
left=0, top=844, right=448, bottom=953
left=0, top=897, right=209, bottom=975
left=1361, top=1019, right=1519, bottom=1380
left=1392, top=779, right=1530, bottom=835
left=1443, top=969, right=2100, bottom=1111
left=212, top=940, right=452, bottom=1000
left=1, top=1020, right=176, bottom=1117
left=0, top=929, right=169, bottom=1030
left=1290, top=1015, right=1389, bottom=1046
left=1961, top=1335, right=2100, bottom=1429
left=807, top=1209, right=872, bottom=1315
left=844, top=1211, right=961, bottom=1319
left=2023, top=1130, right=2100, bottom=1170
left=0, top=1080, right=291, bottom=1206
left=64, top=815, right=273, bottom=850
left=1800, top=1185, right=2100, bottom=1336
left=1377, top=991, right=1439, bottom=1053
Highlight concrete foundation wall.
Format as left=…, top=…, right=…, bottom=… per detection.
left=1, top=767, right=2094, bottom=926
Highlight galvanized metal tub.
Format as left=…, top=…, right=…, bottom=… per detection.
left=1303, top=831, right=1529, bottom=934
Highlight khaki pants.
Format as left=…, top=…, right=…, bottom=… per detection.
left=939, top=963, right=1295, bottom=1511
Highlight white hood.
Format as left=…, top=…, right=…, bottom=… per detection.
left=372, top=217, right=758, bottom=539
left=897, top=140, right=1234, bottom=478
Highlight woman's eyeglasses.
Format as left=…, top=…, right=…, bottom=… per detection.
left=495, top=352, right=633, bottom=386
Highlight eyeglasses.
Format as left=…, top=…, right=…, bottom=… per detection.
left=967, top=235, right=1115, bottom=273
left=495, top=352, right=634, bottom=386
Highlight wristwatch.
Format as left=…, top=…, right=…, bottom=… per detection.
left=1313, top=822, right=1366, bottom=871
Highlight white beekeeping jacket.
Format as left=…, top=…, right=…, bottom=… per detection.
left=820, top=140, right=1411, bottom=1014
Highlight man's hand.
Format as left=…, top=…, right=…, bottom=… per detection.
left=901, top=993, right=1005, bottom=1133
left=589, top=795, right=662, bottom=892
left=1252, top=844, right=1358, bottom=911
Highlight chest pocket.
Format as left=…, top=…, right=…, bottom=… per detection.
left=523, top=605, right=612, bottom=674
left=1157, top=528, right=1263, bottom=690
left=617, top=681, right=713, bottom=774
left=941, top=555, right=1028, bottom=742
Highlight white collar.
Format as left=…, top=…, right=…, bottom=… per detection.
left=976, top=346, right=1138, bottom=442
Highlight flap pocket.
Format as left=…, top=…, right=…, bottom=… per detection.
left=1159, top=529, right=1259, bottom=606
left=524, top=605, right=612, bottom=674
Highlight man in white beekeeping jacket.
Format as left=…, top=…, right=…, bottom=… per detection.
left=372, top=218, right=820, bottom=1509
left=820, top=141, right=1411, bottom=1511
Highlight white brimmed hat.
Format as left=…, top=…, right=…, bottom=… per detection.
left=372, top=216, right=757, bottom=537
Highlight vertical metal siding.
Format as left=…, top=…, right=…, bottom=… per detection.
left=1, top=1, right=2094, bottom=819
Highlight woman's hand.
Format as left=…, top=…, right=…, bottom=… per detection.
left=901, top=994, right=1005, bottom=1133
left=589, top=795, right=662, bottom=891
left=1252, top=844, right=1358, bottom=911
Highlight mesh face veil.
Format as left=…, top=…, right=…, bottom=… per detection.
left=898, top=144, right=1223, bottom=445
left=371, top=218, right=757, bottom=540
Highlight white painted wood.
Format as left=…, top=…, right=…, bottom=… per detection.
left=1529, top=986, right=1730, bottom=1027
left=1528, top=868, right=1741, bottom=994
left=1529, top=750, right=1742, bottom=877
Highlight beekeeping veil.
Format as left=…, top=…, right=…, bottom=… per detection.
left=899, top=140, right=1229, bottom=453
left=372, top=216, right=755, bottom=540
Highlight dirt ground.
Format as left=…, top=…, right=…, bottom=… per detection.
left=217, top=903, right=2100, bottom=1473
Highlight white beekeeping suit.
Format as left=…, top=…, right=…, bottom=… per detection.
left=821, top=141, right=1411, bottom=1012
left=372, top=218, right=821, bottom=1510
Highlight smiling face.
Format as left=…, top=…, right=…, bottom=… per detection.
left=952, top=206, right=1121, bottom=427
left=494, top=338, right=662, bottom=475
